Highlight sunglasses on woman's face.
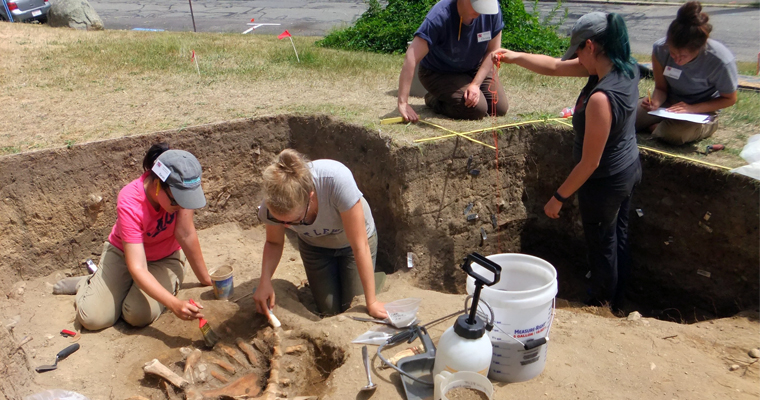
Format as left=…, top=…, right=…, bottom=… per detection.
left=267, top=199, right=311, bottom=226
left=166, top=188, right=179, bottom=207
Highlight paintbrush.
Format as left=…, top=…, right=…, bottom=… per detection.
left=266, top=308, right=281, bottom=329
left=189, top=299, right=220, bottom=347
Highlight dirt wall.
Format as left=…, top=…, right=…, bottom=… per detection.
left=0, top=115, right=757, bottom=321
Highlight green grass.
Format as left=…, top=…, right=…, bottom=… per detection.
left=1, top=24, right=758, bottom=167
left=44, top=33, right=400, bottom=82
left=736, top=61, right=758, bottom=76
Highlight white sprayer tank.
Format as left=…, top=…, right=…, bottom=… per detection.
left=433, top=315, right=493, bottom=377
left=466, top=253, right=557, bottom=383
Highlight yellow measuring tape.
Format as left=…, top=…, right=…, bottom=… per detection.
left=379, top=117, right=732, bottom=170
left=410, top=118, right=572, bottom=144
left=637, top=145, right=732, bottom=170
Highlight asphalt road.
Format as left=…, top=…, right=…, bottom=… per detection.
left=90, top=0, right=759, bottom=61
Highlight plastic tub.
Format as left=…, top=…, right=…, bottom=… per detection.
left=466, top=253, right=557, bottom=383
left=434, top=370, right=493, bottom=400
left=385, top=297, right=422, bottom=328
left=209, top=265, right=234, bottom=300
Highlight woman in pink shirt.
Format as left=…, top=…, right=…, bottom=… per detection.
left=58, top=143, right=213, bottom=330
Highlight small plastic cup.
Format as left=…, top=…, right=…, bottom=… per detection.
left=385, top=298, right=421, bottom=328
left=209, top=265, right=234, bottom=300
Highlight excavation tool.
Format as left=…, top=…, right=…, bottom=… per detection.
left=189, top=299, right=220, bottom=348
left=360, top=346, right=377, bottom=392
left=35, top=343, right=80, bottom=373
left=381, top=117, right=405, bottom=124
left=700, top=144, right=725, bottom=155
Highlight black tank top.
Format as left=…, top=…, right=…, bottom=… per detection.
left=572, top=67, right=640, bottom=179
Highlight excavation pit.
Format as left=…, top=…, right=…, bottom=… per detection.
left=0, top=115, right=758, bottom=399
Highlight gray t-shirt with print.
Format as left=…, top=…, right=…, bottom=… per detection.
left=653, top=38, right=738, bottom=105
left=258, top=159, right=376, bottom=249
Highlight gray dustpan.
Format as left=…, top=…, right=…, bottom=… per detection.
left=395, top=327, right=436, bottom=400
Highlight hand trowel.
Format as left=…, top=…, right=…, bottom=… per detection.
left=36, top=343, right=80, bottom=373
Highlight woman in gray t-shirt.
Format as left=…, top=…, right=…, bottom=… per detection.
left=253, top=149, right=387, bottom=319
left=636, top=1, right=738, bottom=145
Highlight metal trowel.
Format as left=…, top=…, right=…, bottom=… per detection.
left=35, top=343, right=80, bottom=373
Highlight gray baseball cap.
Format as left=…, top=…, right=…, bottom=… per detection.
left=471, top=0, right=499, bottom=15
left=561, top=12, right=608, bottom=61
left=154, top=150, right=206, bottom=209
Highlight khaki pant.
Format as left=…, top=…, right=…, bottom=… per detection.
left=418, top=65, right=509, bottom=120
left=75, top=242, right=186, bottom=330
left=635, top=98, right=718, bottom=145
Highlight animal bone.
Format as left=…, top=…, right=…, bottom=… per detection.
left=210, top=357, right=236, bottom=374
left=262, top=331, right=283, bottom=400
left=216, top=343, right=248, bottom=366
left=183, top=349, right=201, bottom=383
left=236, top=337, right=258, bottom=366
left=284, top=344, right=306, bottom=355
left=143, top=359, right=189, bottom=389
left=161, top=380, right=181, bottom=400
left=202, top=372, right=261, bottom=398
left=179, top=347, right=193, bottom=358
left=260, top=327, right=274, bottom=341
left=252, top=338, right=268, bottom=354
left=184, top=388, right=203, bottom=400
left=210, top=369, right=229, bottom=384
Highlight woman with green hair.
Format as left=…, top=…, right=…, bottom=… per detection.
left=491, top=12, right=642, bottom=312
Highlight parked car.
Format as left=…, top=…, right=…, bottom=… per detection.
left=0, top=0, right=50, bottom=23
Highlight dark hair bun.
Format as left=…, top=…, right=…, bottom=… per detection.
left=676, top=1, right=709, bottom=27
left=667, top=1, right=711, bottom=51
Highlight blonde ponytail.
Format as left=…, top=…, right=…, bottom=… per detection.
left=263, top=149, right=314, bottom=215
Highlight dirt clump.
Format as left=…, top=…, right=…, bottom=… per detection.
left=445, top=386, right=490, bottom=400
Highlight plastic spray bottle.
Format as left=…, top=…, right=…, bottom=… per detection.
left=433, top=253, right=501, bottom=376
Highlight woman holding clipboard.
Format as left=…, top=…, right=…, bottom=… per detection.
left=636, top=1, right=738, bottom=145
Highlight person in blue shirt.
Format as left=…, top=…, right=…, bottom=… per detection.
left=398, top=0, right=508, bottom=121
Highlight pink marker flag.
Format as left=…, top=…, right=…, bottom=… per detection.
left=191, top=50, right=200, bottom=76
left=277, top=30, right=299, bottom=63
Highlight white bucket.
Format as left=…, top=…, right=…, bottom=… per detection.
left=465, top=253, right=557, bottom=383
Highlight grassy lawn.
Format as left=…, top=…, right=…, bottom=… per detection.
left=1, top=23, right=758, bottom=168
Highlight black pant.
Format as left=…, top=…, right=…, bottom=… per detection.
left=578, top=159, right=642, bottom=310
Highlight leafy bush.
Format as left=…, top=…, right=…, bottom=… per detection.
left=318, top=0, right=570, bottom=57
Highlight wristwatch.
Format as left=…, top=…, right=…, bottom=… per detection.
left=554, top=191, right=568, bottom=203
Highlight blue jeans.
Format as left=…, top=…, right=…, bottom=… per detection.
left=298, top=233, right=378, bottom=316
left=578, top=159, right=642, bottom=310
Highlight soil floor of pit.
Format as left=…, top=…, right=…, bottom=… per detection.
left=3, top=222, right=759, bottom=400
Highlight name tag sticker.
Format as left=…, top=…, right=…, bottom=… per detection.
left=663, top=66, right=682, bottom=79
left=152, top=160, right=172, bottom=182
left=477, top=31, right=491, bottom=42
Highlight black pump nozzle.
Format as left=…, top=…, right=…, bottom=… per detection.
left=461, top=253, right=502, bottom=326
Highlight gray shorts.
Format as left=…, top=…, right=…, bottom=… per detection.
left=75, top=241, right=186, bottom=330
